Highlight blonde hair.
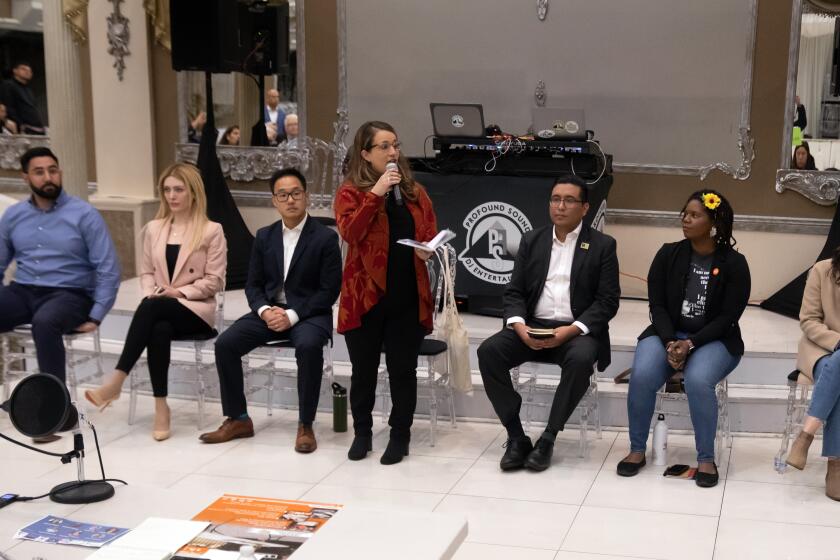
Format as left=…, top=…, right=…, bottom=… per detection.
left=153, top=163, right=209, bottom=253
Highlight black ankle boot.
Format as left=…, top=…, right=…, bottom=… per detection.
left=380, top=438, right=410, bottom=465
left=348, top=435, right=372, bottom=461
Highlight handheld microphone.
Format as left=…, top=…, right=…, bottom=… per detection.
left=385, top=162, right=403, bottom=205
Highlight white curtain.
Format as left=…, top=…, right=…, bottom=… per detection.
left=797, top=14, right=836, bottom=137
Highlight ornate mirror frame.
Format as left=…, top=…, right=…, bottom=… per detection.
left=334, top=0, right=757, bottom=180
left=776, top=0, right=840, bottom=205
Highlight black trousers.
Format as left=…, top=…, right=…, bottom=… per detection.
left=117, top=297, right=212, bottom=397
left=344, top=299, right=426, bottom=441
left=0, top=282, right=93, bottom=381
left=477, top=322, right=599, bottom=437
left=214, top=312, right=330, bottom=423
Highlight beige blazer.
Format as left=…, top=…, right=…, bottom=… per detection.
left=139, top=218, right=227, bottom=328
left=797, top=258, right=840, bottom=380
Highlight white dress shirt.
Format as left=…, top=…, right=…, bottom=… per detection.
left=507, top=222, right=589, bottom=335
left=257, top=213, right=308, bottom=327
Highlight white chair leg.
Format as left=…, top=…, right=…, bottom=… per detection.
left=591, top=379, right=602, bottom=439
left=65, top=337, right=79, bottom=402
left=195, top=343, right=206, bottom=429
left=128, top=370, right=138, bottom=426
left=93, top=330, right=105, bottom=382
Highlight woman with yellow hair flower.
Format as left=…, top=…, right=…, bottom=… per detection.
left=617, top=189, right=750, bottom=488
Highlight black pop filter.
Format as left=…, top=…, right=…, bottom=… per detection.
left=7, top=374, right=77, bottom=437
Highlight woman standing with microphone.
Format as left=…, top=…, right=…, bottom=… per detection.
left=335, top=121, right=438, bottom=465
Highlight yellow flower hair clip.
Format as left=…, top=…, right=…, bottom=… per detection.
left=701, top=192, right=721, bottom=211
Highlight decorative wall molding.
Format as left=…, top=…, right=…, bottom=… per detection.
left=534, top=80, right=546, bottom=107
left=699, top=127, right=755, bottom=181
left=106, top=0, right=130, bottom=81
left=537, top=0, right=549, bottom=21
left=175, top=138, right=343, bottom=210
left=606, top=208, right=832, bottom=235
left=775, top=169, right=840, bottom=206
left=0, top=135, right=50, bottom=171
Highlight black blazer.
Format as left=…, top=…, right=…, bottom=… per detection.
left=504, top=223, right=620, bottom=371
left=245, top=216, right=342, bottom=334
left=639, top=239, right=750, bottom=356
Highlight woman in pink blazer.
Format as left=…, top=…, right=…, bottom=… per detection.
left=85, top=163, right=227, bottom=440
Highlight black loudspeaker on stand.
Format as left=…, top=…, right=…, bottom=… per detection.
left=170, top=0, right=290, bottom=75
left=0, top=374, right=115, bottom=504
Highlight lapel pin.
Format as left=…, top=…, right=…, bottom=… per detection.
left=712, top=267, right=720, bottom=276
left=580, top=242, right=590, bottom=250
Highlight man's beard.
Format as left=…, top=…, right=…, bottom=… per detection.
left=30, top=182, right=62, bottom=200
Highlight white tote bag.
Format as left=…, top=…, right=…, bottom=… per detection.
left=433, top=247, right=473, bottom=394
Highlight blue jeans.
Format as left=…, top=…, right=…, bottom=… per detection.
left=627, top=334, right=740, bottom=463
left=808, top=351, right=840, bottom=458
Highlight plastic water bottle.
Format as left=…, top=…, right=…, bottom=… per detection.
left=237, top=545, right=256, bottom=559
left=652, top=414, right=668, bottom=466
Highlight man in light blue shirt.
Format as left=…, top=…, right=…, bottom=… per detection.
left=0, top=147, right=121, bottom=383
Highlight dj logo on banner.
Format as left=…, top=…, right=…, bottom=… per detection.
left=458, top=201, right=532, bottom=285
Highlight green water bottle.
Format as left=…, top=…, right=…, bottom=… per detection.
left=332, top=382, right=347, bottom=432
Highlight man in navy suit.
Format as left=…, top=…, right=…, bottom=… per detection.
left=200, top=168, right=342, bottom=452
left=477, top=174, right=620, bottom=472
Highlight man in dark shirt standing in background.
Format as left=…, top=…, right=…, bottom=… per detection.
left=1, top=62, right=45, bottom=135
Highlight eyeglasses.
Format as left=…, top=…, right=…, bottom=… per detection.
left=549, top=197, right=584, bottom=208
left=368, top=141, right=402, bottom=152
left=273, top=189, right=305, bottom=202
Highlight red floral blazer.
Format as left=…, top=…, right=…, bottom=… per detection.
left=335, top=181, right=438, bottom=334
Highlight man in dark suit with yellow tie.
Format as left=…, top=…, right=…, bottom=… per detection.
left=478, top=174, right=620, bottom=472
left=200, top=168, right=342, bottom=452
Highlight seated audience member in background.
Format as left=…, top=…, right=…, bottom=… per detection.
left=0, top=103, right=17, bottom=134
left=85, top=163, right=226, bottom=441
left=284, top=114, right=299, bottom=147
left=0, top=147, right=120, bottom=387
left=792, top=141, right=817, bottom=170
left=219, top=125, right=240, bottom=146
left=477, top=174, right=620, bottom=472
left=618, top=190, right=749, bottom=488
left=785, top=248, right=840, bottom=501
left=336, top=121, right=437, bottom=465
left=201, top=168, right=341, bottom=451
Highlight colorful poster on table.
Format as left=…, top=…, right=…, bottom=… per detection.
left=14, top=515, right=129, bottom=548
left=175, top=494, right=342, bottom=559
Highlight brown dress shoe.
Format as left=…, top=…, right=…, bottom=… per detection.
left=199, top=417, right=254, bottom=444
left=827, top=459, right=840, bottom=501
left=786, top=431, right=814, bottom=470
left=295, top=423, right=317, bottom=454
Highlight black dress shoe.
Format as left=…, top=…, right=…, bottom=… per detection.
left=500, top=436, right=533, bottom=471
left=348, top=435, right=372, bottom=461
left=380, top=438, right=410, bottom=465
left=616, top=456, right=647, bottom=477
left=695, top=463, right=719, bottom=488
left=525, top=438, right=554, bottom=472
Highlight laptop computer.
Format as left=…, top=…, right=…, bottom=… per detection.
left=531, top=107, right=587, bottom=141
left=430, top=103, right=486, bottom=138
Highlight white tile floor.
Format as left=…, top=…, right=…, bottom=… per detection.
left=1, top=395, right=838, bottom=560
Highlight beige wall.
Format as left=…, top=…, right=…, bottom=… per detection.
left=609, top=222, right=825, bottom=301
left=87, top=1, right=157, bottom=198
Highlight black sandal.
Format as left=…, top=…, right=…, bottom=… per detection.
left=695, top=463, right=719, bottom=488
